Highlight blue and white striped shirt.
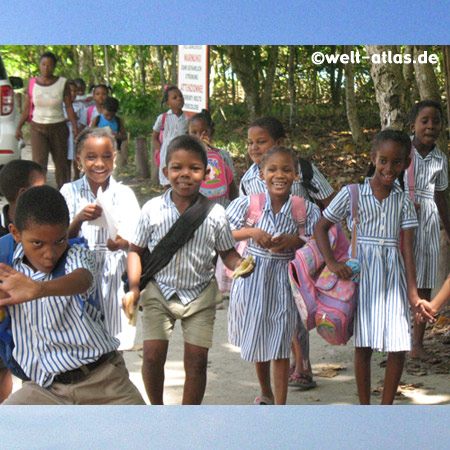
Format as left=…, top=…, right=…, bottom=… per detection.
left=133, top=189, right=236, bottom=304
left=239, top=162, right=334, bottom=201
left=8, top=244, right=119, bottom=387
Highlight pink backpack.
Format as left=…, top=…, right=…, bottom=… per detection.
left=87, top=105, right=97, bottom=125
left=155, top=112, right=167, bottom=167
left=225, top=193, right=307, bottom=278
left=200, top=148, right=232, bottom=200
left=289, top=184, right=359, bottom=345
left=27, top=77, right=37, bottom=123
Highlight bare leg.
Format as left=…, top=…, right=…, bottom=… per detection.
left=272, top=358, right=290, bottom=405
left=255, top=361, right=273, bottom=402
left=0, top=368, right=13, bottom=403
left=182, top=342, right=209, bottom=405
left=381, top=352, right=406, bottom=405
left=410, top=288, right=431, bottom=359
left=354, top=347, right=373, bottom=405
left=142, top=339, right=169, bottom=405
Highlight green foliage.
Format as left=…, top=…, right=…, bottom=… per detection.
left=125, top=116, right=154, bottom=139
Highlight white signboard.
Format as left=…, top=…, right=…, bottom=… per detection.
left=178, top=45, right=209, bottom=115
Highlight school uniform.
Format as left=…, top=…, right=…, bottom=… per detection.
left=226, top=193, right=321, bottom=362
left=239, top=162, right=334, bottom=200
left=323, top=179, right=418, bottom=352
left=153, top=110, right=188, bottom=185
left=60, top=176, right=141, bottom=338
left=405, top=145, right=448, bottom=289
left=2, top=243, right=144, bottom=404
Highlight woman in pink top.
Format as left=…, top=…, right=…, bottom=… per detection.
left=16, top=51, right=78, bottom=188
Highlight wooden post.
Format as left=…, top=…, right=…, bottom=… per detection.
left=135, top=137, right=150, bottom=178
left=150, top=138, right=159, bottom=184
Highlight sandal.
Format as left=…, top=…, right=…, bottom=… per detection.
left=289, top=364, right=295, bottom=376
left=253, top=395, right=274, bottom=405
left=288, top=372, right=317, bottom=390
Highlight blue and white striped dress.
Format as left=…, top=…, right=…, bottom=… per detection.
left=239, top=162, right=334, bottom=200
left=404, top=146, right=448, bottom=289
left=323, top=179, right=418, bottom=352
left=133, top=189, right=236, bottom=304
left=8, top=244, right=119, bottom=388
left=153, top=110, right=188, bottom=185
left=226, top=193, right=321, bottom=362
left=60, top=176, right=141, bottom=337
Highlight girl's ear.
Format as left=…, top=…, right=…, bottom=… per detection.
left=410, top=122, right=415, bottom=134
left=162, top=167, right=169, bottom=179
left=370, top=152, right=377, bottom=166
left=259, top=168, right=264, bottom=180
left=76, top=154, right=82, bottom=170
left=9, top=224, right=21, bottom=243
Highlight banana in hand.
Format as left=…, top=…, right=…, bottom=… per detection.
left=231, top=255, right=255, bottom=279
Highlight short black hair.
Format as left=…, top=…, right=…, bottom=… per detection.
left=410, top=100, right=443, bottom=123
left=74, top=78, right=86, bottom=89
left=162, top=86, right=182, bottom=105
left=75, top=127, right=117, bottom=155
left=39, top=51, right=57, bottom=66
left=103, top=97, right=119, bottom=114
left=260, top=146, right=299, bottom=170
left=166, top=135, right=208, bottom=168
left=15, top=186, right=69, bottom=232
left=189, top=109, right=215, bottom=132
left=0, top=160, right=45, bottom=203
left=249, top=117, right=286, bottom=140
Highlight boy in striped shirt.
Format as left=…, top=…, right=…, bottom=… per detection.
left=0, top=186, right=145, bottom=405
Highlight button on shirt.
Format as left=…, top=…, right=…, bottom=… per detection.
left=8, top=244, right=119, bottom=388
left=133, top=190, right=236, bottom=304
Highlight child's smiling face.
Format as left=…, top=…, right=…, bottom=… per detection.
left=260, top=151, right=298, bottom=198
left=248, top=126, right=283, bottom=165
left=93, top=87, right=108, bottom=107
left=163, top=149, right=207, bottom=202
left=371, top=140, right=409, bottom=188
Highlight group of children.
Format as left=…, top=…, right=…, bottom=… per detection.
left=0, top=84, right=448, bottom=405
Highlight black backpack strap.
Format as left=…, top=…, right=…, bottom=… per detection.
left=298, top=157, right=319, bottom=194
left=138, top=194, right=214, bottom=291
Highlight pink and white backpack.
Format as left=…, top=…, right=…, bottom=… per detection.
left=200, top=148, right=232, bottom=200
left=289, top=184, right=360, bottom=346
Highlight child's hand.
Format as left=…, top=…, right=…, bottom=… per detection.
left=327, top=259, right=353, bottom=280
left=414, top=299, right=437, bottom=323
left=107, top=235, right=129, bottom=252
left=249, top=228, right=274, bottom=249
left=199, top=131, right=212, bottom=149
left=0, top=264, right=43, bottom=305
left=270, top=234, right=301, bottom=253
left=122, top=287, right=140, bottom=311
left=77, top=204, right=103, bottom=222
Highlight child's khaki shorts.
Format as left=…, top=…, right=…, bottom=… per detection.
left=140, top=278, right=222, bottom=349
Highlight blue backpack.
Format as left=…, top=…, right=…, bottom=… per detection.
left=0, top=234, right=99, bottom=380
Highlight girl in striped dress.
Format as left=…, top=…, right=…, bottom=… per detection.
left=407, top=101, right=450, bottom=360
left=315, top=130, right=422, bottom=405
left=60, top=128, right=140, bottom=345
left=227, top=147, right=321, bottom=405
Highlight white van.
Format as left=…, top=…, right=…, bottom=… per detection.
left=0, top=55, right=23, bottom=165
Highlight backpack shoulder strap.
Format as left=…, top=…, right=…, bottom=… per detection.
left=246, top=193, right=266, bottom=227
left=348, top=184, right=359, bottom=258
left=298, top=157, right=319, bottom=194
left=406, top=144, right=415, bottom=202
left=159, top=113, right=167, bottom=144
left=87, top=105, right=95, bottom=124
left=291, top=195, right=307, bottom=238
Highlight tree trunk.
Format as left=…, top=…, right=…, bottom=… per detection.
left=261, top=45, right=279, bottom=112
left=156, top=46, right=167, bottom=89
left=226, top=46, right=261, bottom=120
left=150, top=138, right=159, bottom=184
left=365, top=45, right=409, bottom=131
left=343, top=46, right=364, bottom=143
left=171, top=45, right=178, bottom=86
left=442, top=45, right=450, bottom=143
left=414, top=45, right=448, bottom=152
left=139, top=46, right=146, bottom=93
left=288, top=45, right=296, bottom=127
left=135, top=137, right=150, bottom=178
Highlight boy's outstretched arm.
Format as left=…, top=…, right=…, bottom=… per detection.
left=0, top=264, right=93, bottom=306
left=123, top=244, right=146, bottom=307
left=218, top=247, right=253, bottom=278
left=314, top=217, right=352, bottom=280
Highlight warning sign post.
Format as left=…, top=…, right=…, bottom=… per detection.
left=178, top=45, right=209, bottom=115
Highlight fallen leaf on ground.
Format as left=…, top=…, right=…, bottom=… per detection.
left=309, top=397, right=320, bottom=402
left=315, top=364, right=346, bottom=378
